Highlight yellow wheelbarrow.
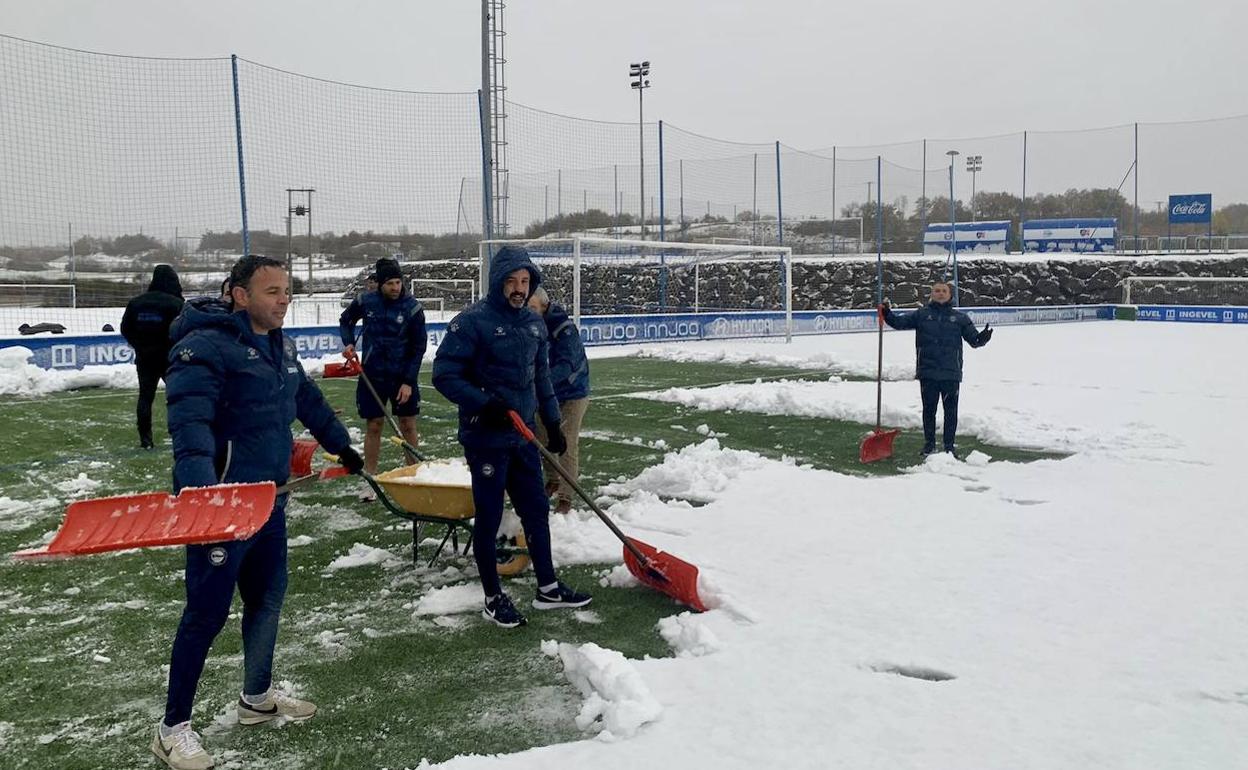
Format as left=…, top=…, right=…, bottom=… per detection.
left=362, top=464, right=531, bottom=576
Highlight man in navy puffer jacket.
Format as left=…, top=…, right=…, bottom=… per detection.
left=881, top=281, right=993, bottom=456
left=151, top=256, right=362, bottom=770
left=339, top=258, right=427, bottom=489
left=433, top=246, right=591, bottom=629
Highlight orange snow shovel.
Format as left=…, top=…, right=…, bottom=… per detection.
left=13, top=482, right=277, bottom=560
left=13, top=463, right=350, bottom=561
left=859, top=305, right=900, bottom=463
left=509, top=410, right=708, bottom=612
left=323, top=354, right=362, bottom=379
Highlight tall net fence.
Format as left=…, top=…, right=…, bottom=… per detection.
left=4, top=31, right=1248, bottom=333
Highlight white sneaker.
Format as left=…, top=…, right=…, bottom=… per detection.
left=357, top=482, right=376, bottom=502
left=237, top=689, right=318, bottom=725
left=150, top=722, right=214, bottom=770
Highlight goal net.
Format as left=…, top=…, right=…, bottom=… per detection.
left=1121, top=276, right=1248, bottom=306
left=479, top=236, right=793, bottom=332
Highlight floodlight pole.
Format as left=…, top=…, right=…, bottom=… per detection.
left=966, top=155, right=982, bottom=223
left=946, top=150, right=960, bottom=305
left=630, top=61, right=651, bottom=239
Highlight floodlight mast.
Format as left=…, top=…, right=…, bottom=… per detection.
left=629, top=61, right=651, bottom=239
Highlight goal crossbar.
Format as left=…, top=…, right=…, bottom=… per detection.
left=479, top=236, right=794, bottom=341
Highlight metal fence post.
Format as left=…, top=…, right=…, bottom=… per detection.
left=230, top=55, right=250, bottom=256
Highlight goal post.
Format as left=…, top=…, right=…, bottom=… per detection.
left=1122, top=276, right=1248, bottom=305
left=479, top=236, right=794, bottom=341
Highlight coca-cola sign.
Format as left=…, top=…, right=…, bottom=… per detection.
left=1169, top=193, right=1213, bottom=224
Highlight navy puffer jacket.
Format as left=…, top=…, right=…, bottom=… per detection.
left=543, top=302, right=590, bottom=402
left=432, top=247, right=560, bottom=450
left=338, top=290, right=427, bottom=388
left=165, top=308, right=352, bottom=496
left=120, top=265, right=184, bottom=361
left=883, top=300, right=988, bottom=382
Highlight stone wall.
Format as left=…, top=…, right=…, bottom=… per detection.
left=376, top=256, right=1248, bottom=312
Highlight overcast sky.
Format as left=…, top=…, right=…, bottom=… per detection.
left=5, top=0, right=1245, bottom=148
left=3, top=0, right=1248, bottom=242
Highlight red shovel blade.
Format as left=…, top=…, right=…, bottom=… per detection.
left=323, top=358, right=361, bottom=378
left=13, top=482, right=276, bottom=560
left=859, top=428, right=900, bottom=463
left=622, top=537, right=709, bottom=612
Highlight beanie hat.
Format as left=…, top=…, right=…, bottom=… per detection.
left=375, top=258, right=402, bottom=284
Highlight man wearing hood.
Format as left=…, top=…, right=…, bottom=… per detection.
left=433, top=246, right=591, bottom=629
left=152, top=255, right=362, bottom=770
left=527, top=285, right=590, bottom=514
left=881, top=282, right=994, bottom=456
left=339, top=258, right=427, bottom=497
left=121, top=264, right=184, bottom=449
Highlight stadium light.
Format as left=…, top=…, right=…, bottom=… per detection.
left=287, top=188, right=315, bottom=287
left=945, top=150, right=960, bottom=305
left=629, top=61, right=651, bottom=239
left=965, top=155, right=983, bottom=222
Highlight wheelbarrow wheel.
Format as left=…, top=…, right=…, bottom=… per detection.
left=495, top=532, right=530, bottom=576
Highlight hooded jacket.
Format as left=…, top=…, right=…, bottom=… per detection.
left=882, top=300, right=988, bottom=382
left=432, top=247, right=560, bottom=450
left=120, top=265, right=184, bottom=361
left=338, top=287, right=427, bottom=388
left=542, top=302, right=590, bottom=402
left=165, top=307, right=352, bottom=497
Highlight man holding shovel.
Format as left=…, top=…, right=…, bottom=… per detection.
left=153, top=255, right=363, bottom=769
left=433, top=246, right=591, bottom=629
left=339, top=257, right=427, bottom=499
left=880, top=281, right=993, bottom=456
left=527, top=285, right=590, bottom=514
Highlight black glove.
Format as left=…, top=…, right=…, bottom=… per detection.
left=337, top=445, right=364, bottom=475
left=977, top=324, right=993, bottom=345
left=543, top=419, right=568, bottom=455
left=474, top=395, right=512, bottom=429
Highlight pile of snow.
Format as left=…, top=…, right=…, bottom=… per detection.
left=324, top=543, right=401, bottom=571
left=0, top=348, right=138, bottom=396
left=387, top=459, right=472, bottom=486
left=540, top=640, right=662, bottom=740
left=52, top=473, right=102, bottom=497
left=411, top=584, right=483, bottom=617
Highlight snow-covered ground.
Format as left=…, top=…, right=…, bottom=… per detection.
left=426, top=322, right=1248, bottom=769
left=1, top=321, right=1245, bottom=768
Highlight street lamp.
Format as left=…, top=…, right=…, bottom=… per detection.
left=287, top=188, right=315, bottom=290
left=965, top=155, right=982, bottom=222
left=629, top=60, right=650, bottom=239
left=945, top=150, right=960, bottom=305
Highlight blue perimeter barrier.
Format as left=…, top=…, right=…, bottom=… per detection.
left=8, top=303, right=1240, bottom=371
left=1135, top=305, right=1248, bottom=324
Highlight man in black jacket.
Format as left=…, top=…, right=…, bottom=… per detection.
left=120, top=264, right=184, bottom=449
left=881, top=282, right=993, bottom=456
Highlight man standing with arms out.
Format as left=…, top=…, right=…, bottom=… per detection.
left=881, top=281, right=993, bottom=457
left=527, top=285, right=590, bottom=514
left=120, top=264, right=184, bottom=449
left=433, top=246, right=591, bottom=629
left=339, top=258, right=426, bottom=499
left=152, top=255, right=363, bottom=770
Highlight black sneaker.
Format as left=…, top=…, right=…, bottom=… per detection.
left=920, top=443, right=937, bottom=456
left=532, top=582, right=593, bottom=610
left=944, top=445, right=961, bottom=460
left=482, top=593, right=527, bottom=628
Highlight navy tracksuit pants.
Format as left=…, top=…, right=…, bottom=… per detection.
left=464, top=442, right=557, bottom=597
left=920, top=378, right=961, bottom=450
left=163, top=506, right=288, bottom=726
